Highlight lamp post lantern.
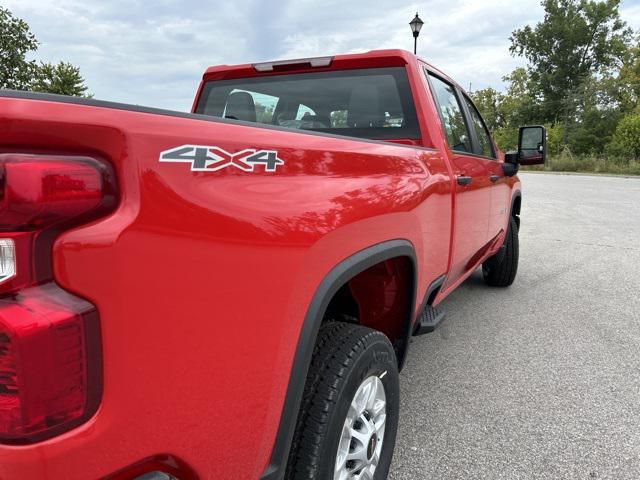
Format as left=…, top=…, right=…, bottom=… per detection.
left=409, top=13, right=424, bottom=55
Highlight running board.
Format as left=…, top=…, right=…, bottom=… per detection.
left=414, top=305, right=446, bottom=335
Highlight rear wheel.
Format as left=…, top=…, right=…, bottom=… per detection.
left=286, top=323, right=400, bottom=480
left=482, top=215, right=519, bottom=287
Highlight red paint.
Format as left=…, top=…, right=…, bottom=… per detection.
left=0, top=49, right=520, bottom=479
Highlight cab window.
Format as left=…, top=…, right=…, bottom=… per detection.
left=463, top=95, right=496, bottom=158
left=222, top=89, right=279, bottom=124
left=196, top=67, right=420, bottom=141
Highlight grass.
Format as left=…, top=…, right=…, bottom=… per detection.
left=522, top=153, right=640, bottom=176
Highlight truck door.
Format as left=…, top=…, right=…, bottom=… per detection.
left=459, top=93, right=510, bottom=243
left=426, top=72, right=492, bottom=286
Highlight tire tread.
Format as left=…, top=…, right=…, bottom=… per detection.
left=285, top=322, right=394, bottom=479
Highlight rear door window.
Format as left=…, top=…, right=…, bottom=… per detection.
left=196, top=67, right=420, bottom=141
left=426, top=73, right=472, bottom=153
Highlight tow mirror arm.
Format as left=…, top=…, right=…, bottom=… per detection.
left=503, top=152, right=520, bottom=177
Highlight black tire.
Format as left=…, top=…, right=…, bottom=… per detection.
left=286, top=322, right=400, bottom=480
left=482, top=215, right=519, bottom=287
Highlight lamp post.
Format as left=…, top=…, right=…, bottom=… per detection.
left=409, top=13, right=424, bottom=55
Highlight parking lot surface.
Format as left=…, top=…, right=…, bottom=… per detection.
left=389, top=173, right=640, bottom=480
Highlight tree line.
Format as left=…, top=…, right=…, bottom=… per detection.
left=472, top=0, right=639, bottom=166
left=0, top=6, right=89, bottom=96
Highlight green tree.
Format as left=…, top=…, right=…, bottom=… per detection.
left=501, top=68, right=542, bottom=126
left=510, top=0, right=632, bottom=127
left=472, top=0, right=638, bottom=171
left=607, top=111, right=640, bottom=159
left=601, top=40, right=640, bottom=113
left=0, top=6, right=90, bottom=96
left=472, top=68, right=542, bottom=151
left=564, top=75, right=621, bottom=154
left=0, top=6, right=38, bottom=90
left=31, top=62, right=90, bottom=97
left=330, top=110, right=348, bottom=127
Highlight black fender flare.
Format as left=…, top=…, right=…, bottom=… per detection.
left=260, top=239, right=417, bottom=480
left=511, top=189, right=522, bottom=229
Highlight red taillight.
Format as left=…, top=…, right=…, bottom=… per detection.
left=0, top=153, right=116, bottom=444
left=0, top=284, right=102, bottom=444
left=0, top=155, right=107, bottom=231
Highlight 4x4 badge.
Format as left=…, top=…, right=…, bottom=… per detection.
left=159, top=145, right=284, bottom=172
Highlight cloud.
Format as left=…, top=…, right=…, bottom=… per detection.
left=3, top=0, right=639, bottom=111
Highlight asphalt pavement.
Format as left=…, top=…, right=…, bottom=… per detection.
left=389, top=172, right=640, bottom=480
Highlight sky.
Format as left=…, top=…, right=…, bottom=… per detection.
left=4, top=0, right=640, bottom=111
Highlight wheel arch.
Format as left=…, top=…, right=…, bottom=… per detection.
left=260, top=239, right=417, bottom=480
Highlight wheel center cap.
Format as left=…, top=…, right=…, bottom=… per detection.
left=367, top=434, right=377, bottom=460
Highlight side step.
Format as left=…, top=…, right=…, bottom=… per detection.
left=414, top=304, right=446, bottom=335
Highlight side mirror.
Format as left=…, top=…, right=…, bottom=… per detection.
left=518, top=125, right=546, bottom=165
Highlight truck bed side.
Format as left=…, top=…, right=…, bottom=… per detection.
left=0, top=93, right=452, bottom=479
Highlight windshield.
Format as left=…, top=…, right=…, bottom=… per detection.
left=195, top=67, right=420, bottom=141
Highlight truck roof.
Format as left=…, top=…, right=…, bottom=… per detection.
left=201, top=49, right=461, bottom=92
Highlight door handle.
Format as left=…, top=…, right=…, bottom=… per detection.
left=489, top=175, right=500, bottom=183
left=456, top=175, right=472, bottom=186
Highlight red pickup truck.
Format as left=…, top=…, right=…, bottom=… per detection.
left=0, top=49, right=545, bottom=480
